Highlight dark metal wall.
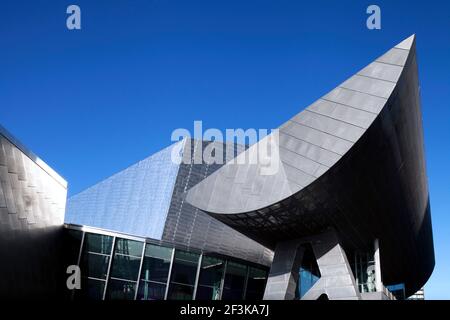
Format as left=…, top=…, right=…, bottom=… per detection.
left=0, top=128, right=67, bottom=298
left=186, top=37, right=434, bottom=296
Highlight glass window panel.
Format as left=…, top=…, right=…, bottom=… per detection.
left=170, top=250, right=200, bottom=286
left=145, top=244, right=173, bottom=260
left=76, top=278, right=105, bottom=300
left=167, top=283, right=194, bottom=300
left=114, top=238, right=143, bottom=257
left=352, top=251, right=375, bottom=293
left=245, top=267, right=268, bottom=300
left=83, top=233, right=113, bottom=254
left=81, top=253, right=110, bottom=279
left=196, top=256, right=224, bottom=300
left=110, top=254, right=141, bottom=281
left=105, top=279, right=136, bottom=300
left=136, top=281, right=166, bottom=300
left=198, top=256, right=225, bottom=286
left=222, top=262, right=247, bottom=300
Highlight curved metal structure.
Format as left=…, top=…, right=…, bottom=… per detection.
left=186, top=35, right=434, bottom=296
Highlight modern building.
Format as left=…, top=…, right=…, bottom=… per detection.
left=0, top=35, right=434, bottom=300
left=408, top=288, right=425, bottom=300
left=0, top=125, right=67, bottom=299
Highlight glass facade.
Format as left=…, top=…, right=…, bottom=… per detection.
left=196, top=256, right=225, bottom=300
left=168, top=251, right=200, bottom=300
left=387, top=283, right=406, bottom=300
left=65, top=226, right=269, bottom=301
left=245, top=267, right=268, bottom=300
left=137, top=244, right=173, bottom=300
left=65, top=141, right=183, bottom=240
left=222, top=262, right=247, bottom=300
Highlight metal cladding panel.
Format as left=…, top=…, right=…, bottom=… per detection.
left=185, top=35, right=434, bottom=296
left=0, top=127, right=67, bottom=298
left=65, top=142, right=182, bottom=239
left=162, top=139, right=273, bottom=266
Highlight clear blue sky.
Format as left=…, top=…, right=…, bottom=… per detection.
left=0, top=0, right=449, bottom=299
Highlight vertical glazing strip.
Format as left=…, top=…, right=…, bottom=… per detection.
left=192, top=253, right=203, bottom=300
left=218, top=260, right=228, bottom=300
left=102, top=236, right=116, bottom=300
left=133, top=241, right=147, bottom=300
left=164, top=247, right=176, bottom=300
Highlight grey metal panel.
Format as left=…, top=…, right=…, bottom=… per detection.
left=186, top=35, right=434, bottom=296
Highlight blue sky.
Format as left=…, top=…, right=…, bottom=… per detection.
left=0, top=0, right=449, bottom=299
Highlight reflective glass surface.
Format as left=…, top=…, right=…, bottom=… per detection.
left=63, top=229, right=83, bottom=266
left=83, top=233, right=113, bottom=255
left=145, top=243, right=173, bottom=260
left=196, top=256, right=225, bottom=300
left=352, top=251, right=376, bottom=293
left=106, top=279, right=137, bottom=300
left=222, top=262, right=247, bottom=300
